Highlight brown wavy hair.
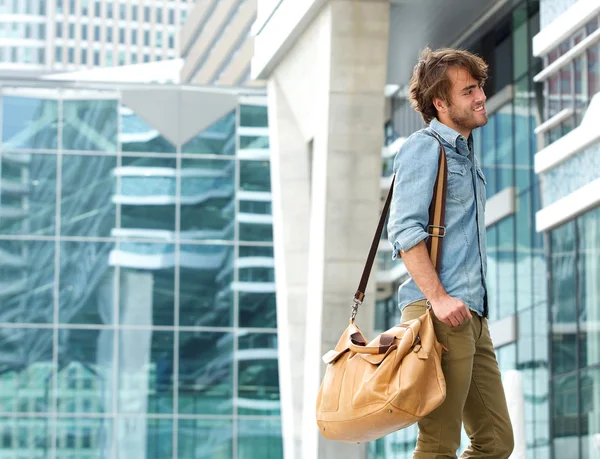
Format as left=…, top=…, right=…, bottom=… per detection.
left=408, top=47, right=489, bottom=124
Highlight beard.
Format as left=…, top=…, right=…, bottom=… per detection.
left=448, top=104, right=488, bottom=132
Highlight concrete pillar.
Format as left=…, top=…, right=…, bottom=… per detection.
left=268, top=77, right=312, bottom=459
left=266, top=1, right=390, bottom=458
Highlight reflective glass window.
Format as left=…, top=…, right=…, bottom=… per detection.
left=117, top=418, right=173, bottom=457
left=0, top=153, right=56, bottom=236
left=119, top=258, right=175, bottom=327
left=60, top=155, right=116, bottom=237
left=180, top=158, right=235, bottom=240
left=178, top=420, right=232, bottom=457
left=0, top=241, right=54, bottom=324
left=239, top=160, right=271, bottom=192
left=62, top=99, right=118, bottom=151
left=55, top=418, right=112, bottom=453
left=0, top=329, right=53, bottom=413
left=179, top=244, right=234, bottom=327
left=118, top=330, right=174, bottom=414
left=56, top=329, right=115, bottom=413
left=238, top=418, right=283, bottom=458
left=238, top=333, right=280, bottom=415
left=550, top=222, right=577, bottom=376
left=2, top=96, right=58, bottom=149
left=240, top=105, right=268, bottom=128
left=0, top=418, right=50, bottom=454
left=178, top=331, right=233, bottom=414
left=59, top=241, right=115, bottom=325
left=577, top=207, right=600, bottom=369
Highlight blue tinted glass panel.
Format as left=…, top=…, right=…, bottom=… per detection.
left=118, top=330, right=173, bottom=415
left=118, top=157, right=177, bottom=233
left=238, top=333, right=280, bottom=416
left=0, top=240, right=54, bottom=324
left=497, top=216, right=516, bottom=319
left=580, top=367, right=600, bottom=457
left=120, top=106, right=176, bottom=153
left=59, top=241, right=115, bottom=325
left=239, top=222, right=273, bottom=242
left=238, top=418, right=283, bottom=458
left=178, top=331, right=233, bottom=415
left=239, top=160, right=271, bottom=192
left=180, top=158, right=235, bottom=240
left=514, top=76, right=533, bottom=191
left=55, top=418, right=112, bottom=454
left=240, top=104, right=268, bottom=128
left=480, top=116, right=496, bottom=196
left=486, top=226, right=499, bottom=321
left=550, top=222, right=577, bottom=376
left=495, top=106, right=514, bottom=192
left=2, top=96, right=58, bottom=149
left=0, top=417, right=51, bottom=454
left=515, top=191, right=533, bottom=312
left=62, top=99, right=118, bottom=151
left=577, top=207, right=600, bottom=369
left=56, top=329, right=115, bottom=413
left=182, top=111, right=235, bottom=155
left=552, top=374, right=579, bottom=456
left=239, top=292, right=277, bottom=329
left=178, top=419, right=232, bottom=457
left=117, top=418, right=173, bottom=459
left=61, top=155, right=116, bottom=237
left=0, top=153, right=56, bottom=236
left=179, top=244, right=233, bottom=327
left=119, top=264, right=175, bottom=327
left=0, top=329, right=53, bottom=413
left=240, top=135, right=269, bottom=150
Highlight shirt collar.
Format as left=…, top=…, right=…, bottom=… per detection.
left=429, top=118, right=473, bottom=154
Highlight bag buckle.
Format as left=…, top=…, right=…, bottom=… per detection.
left=427, top=225, right=446, bottom=237
left=351, top=298, right=362, bottom=322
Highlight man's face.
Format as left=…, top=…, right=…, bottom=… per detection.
left=444, top=66, right=487, bottom=133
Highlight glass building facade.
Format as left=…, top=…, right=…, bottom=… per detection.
left=535, top=7, right=600, bottom=458
left=371, top=1, right=556, bottom=458
left=0, top=84, right=283, bottom=458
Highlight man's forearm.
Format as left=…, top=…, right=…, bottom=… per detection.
left=400, top=241, right=447, bottom=302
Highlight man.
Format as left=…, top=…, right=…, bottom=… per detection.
left=387, top=47, right=514, bottom=458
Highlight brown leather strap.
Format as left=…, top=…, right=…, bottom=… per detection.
left=352, top=136, right=448, bottom=310
left=426, top=137, right=448, bottom=275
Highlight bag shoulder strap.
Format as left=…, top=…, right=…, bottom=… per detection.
left=351, top=136, right=448, bottom=321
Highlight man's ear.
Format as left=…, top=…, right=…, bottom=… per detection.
left=433, top=97, right=446, bottom=114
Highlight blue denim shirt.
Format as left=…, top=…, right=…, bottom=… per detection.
left=387, top=118, right=488, bottom=317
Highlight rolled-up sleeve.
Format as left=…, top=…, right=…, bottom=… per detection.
left=387, top=132, right=440, bottom=260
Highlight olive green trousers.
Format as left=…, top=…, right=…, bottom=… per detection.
left=401, top=300, right=514, bottom=459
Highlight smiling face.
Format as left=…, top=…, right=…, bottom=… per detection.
left=434, top=66, right=488, bottom=138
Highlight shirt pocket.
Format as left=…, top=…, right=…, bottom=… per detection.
left=446, top=159, right=471, bottom=203
left=475, top=165, right=487, bottom=202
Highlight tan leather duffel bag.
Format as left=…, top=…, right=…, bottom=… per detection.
left=316, top=137, right=449, bottom=443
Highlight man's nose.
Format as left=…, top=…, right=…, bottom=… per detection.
left=476, top=87, right=487, bottom=103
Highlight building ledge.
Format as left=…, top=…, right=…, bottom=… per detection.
left=251, top=0, right=326, bottom=80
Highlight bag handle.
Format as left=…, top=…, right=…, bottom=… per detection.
left=351, top=136, right=448, bottom=322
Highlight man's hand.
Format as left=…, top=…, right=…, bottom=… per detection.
left=429, top=295, right=472, bottom=327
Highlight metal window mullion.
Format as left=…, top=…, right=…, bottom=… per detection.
left=232, top=102, right=241, bottom=459
left=51, top=93, right=64, bottom=459
left=545, top=229, right=555, bottom=459
left=111, top=91, right=123, bottom=459
left=574, top=218, right=583, bottom=459
left=172, top=122, right=182, bottom=459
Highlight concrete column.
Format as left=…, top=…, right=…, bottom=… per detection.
left=266, top=1, right=390, bottom=458
left=267, top=78, right=312, bottom=459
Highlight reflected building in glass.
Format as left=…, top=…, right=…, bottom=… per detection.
left=0, top=83, right=282, bottom=458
